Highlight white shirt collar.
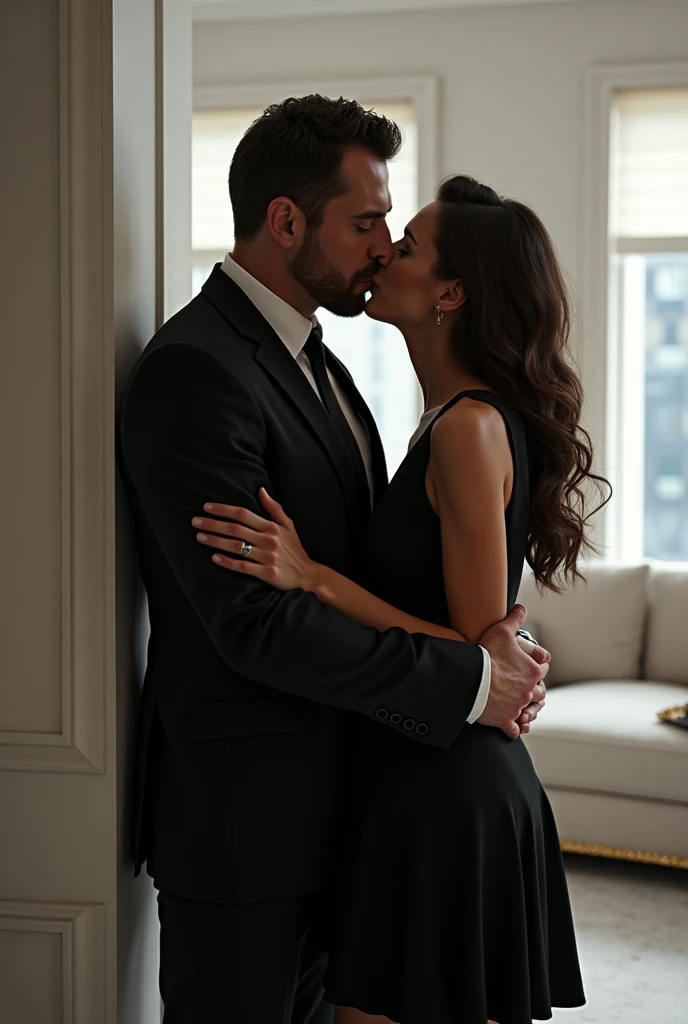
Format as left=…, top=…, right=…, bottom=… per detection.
left=221, top=252, right=316, bottom=359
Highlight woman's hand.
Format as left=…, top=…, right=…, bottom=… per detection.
left=191, top=487, right=319, bottom=592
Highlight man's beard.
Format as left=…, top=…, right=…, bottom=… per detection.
left=292, top=227, right=379, bottom=318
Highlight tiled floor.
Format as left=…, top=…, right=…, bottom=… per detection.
left=546, top=855, right=688, bottom=1024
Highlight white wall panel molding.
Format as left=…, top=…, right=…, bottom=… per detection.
left=0, top=900, right=106, bottom=1022
left=0, top=0, right=113, bottom=774
left=158, top=0, right=193, bottom=322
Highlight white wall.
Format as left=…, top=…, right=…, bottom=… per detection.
left=193, top=0, right=688, bottom=546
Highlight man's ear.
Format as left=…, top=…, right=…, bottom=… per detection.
left=437, top=280, right=467, bottom=312
left=266, top=196, right=306, bottom=249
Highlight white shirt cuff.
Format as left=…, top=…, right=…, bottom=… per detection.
left=466, top=647, right=491, bottom=724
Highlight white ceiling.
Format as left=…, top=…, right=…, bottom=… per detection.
left=193, top=0, right=583, bottom=25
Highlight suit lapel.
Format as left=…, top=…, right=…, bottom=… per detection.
left=254, top=336, right=362, bottom=521
left=202, top=266, right=361, bottom=529
left=326, top=349, right=389, bottom=509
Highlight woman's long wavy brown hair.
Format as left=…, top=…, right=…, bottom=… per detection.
left=433, top=175, right=611, bottom=593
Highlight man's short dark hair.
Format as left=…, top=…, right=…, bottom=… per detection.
left=229, top=94, right=402, bottom=242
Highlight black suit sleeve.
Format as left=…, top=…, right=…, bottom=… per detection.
left=119, top=342, right=484, bottom=750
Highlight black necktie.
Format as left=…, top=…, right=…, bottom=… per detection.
left=304, top=325, right=370, bottom=519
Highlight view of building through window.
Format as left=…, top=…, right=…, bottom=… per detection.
left=191, top=100, right=422, bottom=474
left=609, top=87, right=688, bottom=561
left=630, top=254, right=688, bottom=560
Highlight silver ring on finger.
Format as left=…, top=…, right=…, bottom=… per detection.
left=239, top=541, right=252, bottom=559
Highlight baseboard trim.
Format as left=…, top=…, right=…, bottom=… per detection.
left=562, top=839, right=688, bottom=870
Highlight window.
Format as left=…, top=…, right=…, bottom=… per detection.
left=191, top=91, right=429, bottom=473
left=607, top=86, right=688, bottom=562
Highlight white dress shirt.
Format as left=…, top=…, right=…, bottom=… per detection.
left=221, top=253, right=490, bottom=724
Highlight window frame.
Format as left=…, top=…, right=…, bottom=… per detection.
left=583, top=61, right=688, bottom=563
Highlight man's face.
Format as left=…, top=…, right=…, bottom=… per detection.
left=291, top=146, right=393, bottom=317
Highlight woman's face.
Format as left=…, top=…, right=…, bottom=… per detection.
left=365, top=201, right=455, bottom=329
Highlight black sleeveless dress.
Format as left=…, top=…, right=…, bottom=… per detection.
left=321, top=391, right=586, bottom=1024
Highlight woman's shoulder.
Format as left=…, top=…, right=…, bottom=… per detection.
left=426, top=392, right=514, bottom=490
left=430, top=393, right=511, bottom=450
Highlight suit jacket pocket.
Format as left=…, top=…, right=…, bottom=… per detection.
left=190, top=693, right=315, bottom=741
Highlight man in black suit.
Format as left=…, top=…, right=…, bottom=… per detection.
left=117, top=95, right=548, bottom=1024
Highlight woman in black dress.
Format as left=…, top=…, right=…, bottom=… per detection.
left=194, top=176, right=610, bottom=1023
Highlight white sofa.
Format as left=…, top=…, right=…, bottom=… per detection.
left=517, top=562, right=688, bottom=867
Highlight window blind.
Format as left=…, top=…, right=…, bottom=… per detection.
left=192, top=107, right=264, bottom=252
left=610, top=87, right=688, bottom=239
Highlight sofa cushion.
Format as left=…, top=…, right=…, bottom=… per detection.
left=645, top=563, right=688, bottom=685
left=516, top=563, right=648, bottom=684
left=522, top=679, right=688, bottom=804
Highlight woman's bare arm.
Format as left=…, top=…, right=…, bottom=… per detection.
left=191, top=491, right=468, bottom=643
left=426, top=398, right=512, bottom=645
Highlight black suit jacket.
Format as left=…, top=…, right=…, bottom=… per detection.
left=117, top=265, right=484, bottom=903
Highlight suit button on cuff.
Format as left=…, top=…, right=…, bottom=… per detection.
left=390, top=713, right=402, bottom=724
left=403, top=718, right=416, bottom=730
left=375, top=708, right=389, bottom=721
left=416, top=723, right=429, bottom=736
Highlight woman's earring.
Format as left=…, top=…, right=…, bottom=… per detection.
left=436, top=305, right=444, bottom=326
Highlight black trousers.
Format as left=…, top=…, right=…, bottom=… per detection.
left=157, top=889, right=335, bottom=1024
